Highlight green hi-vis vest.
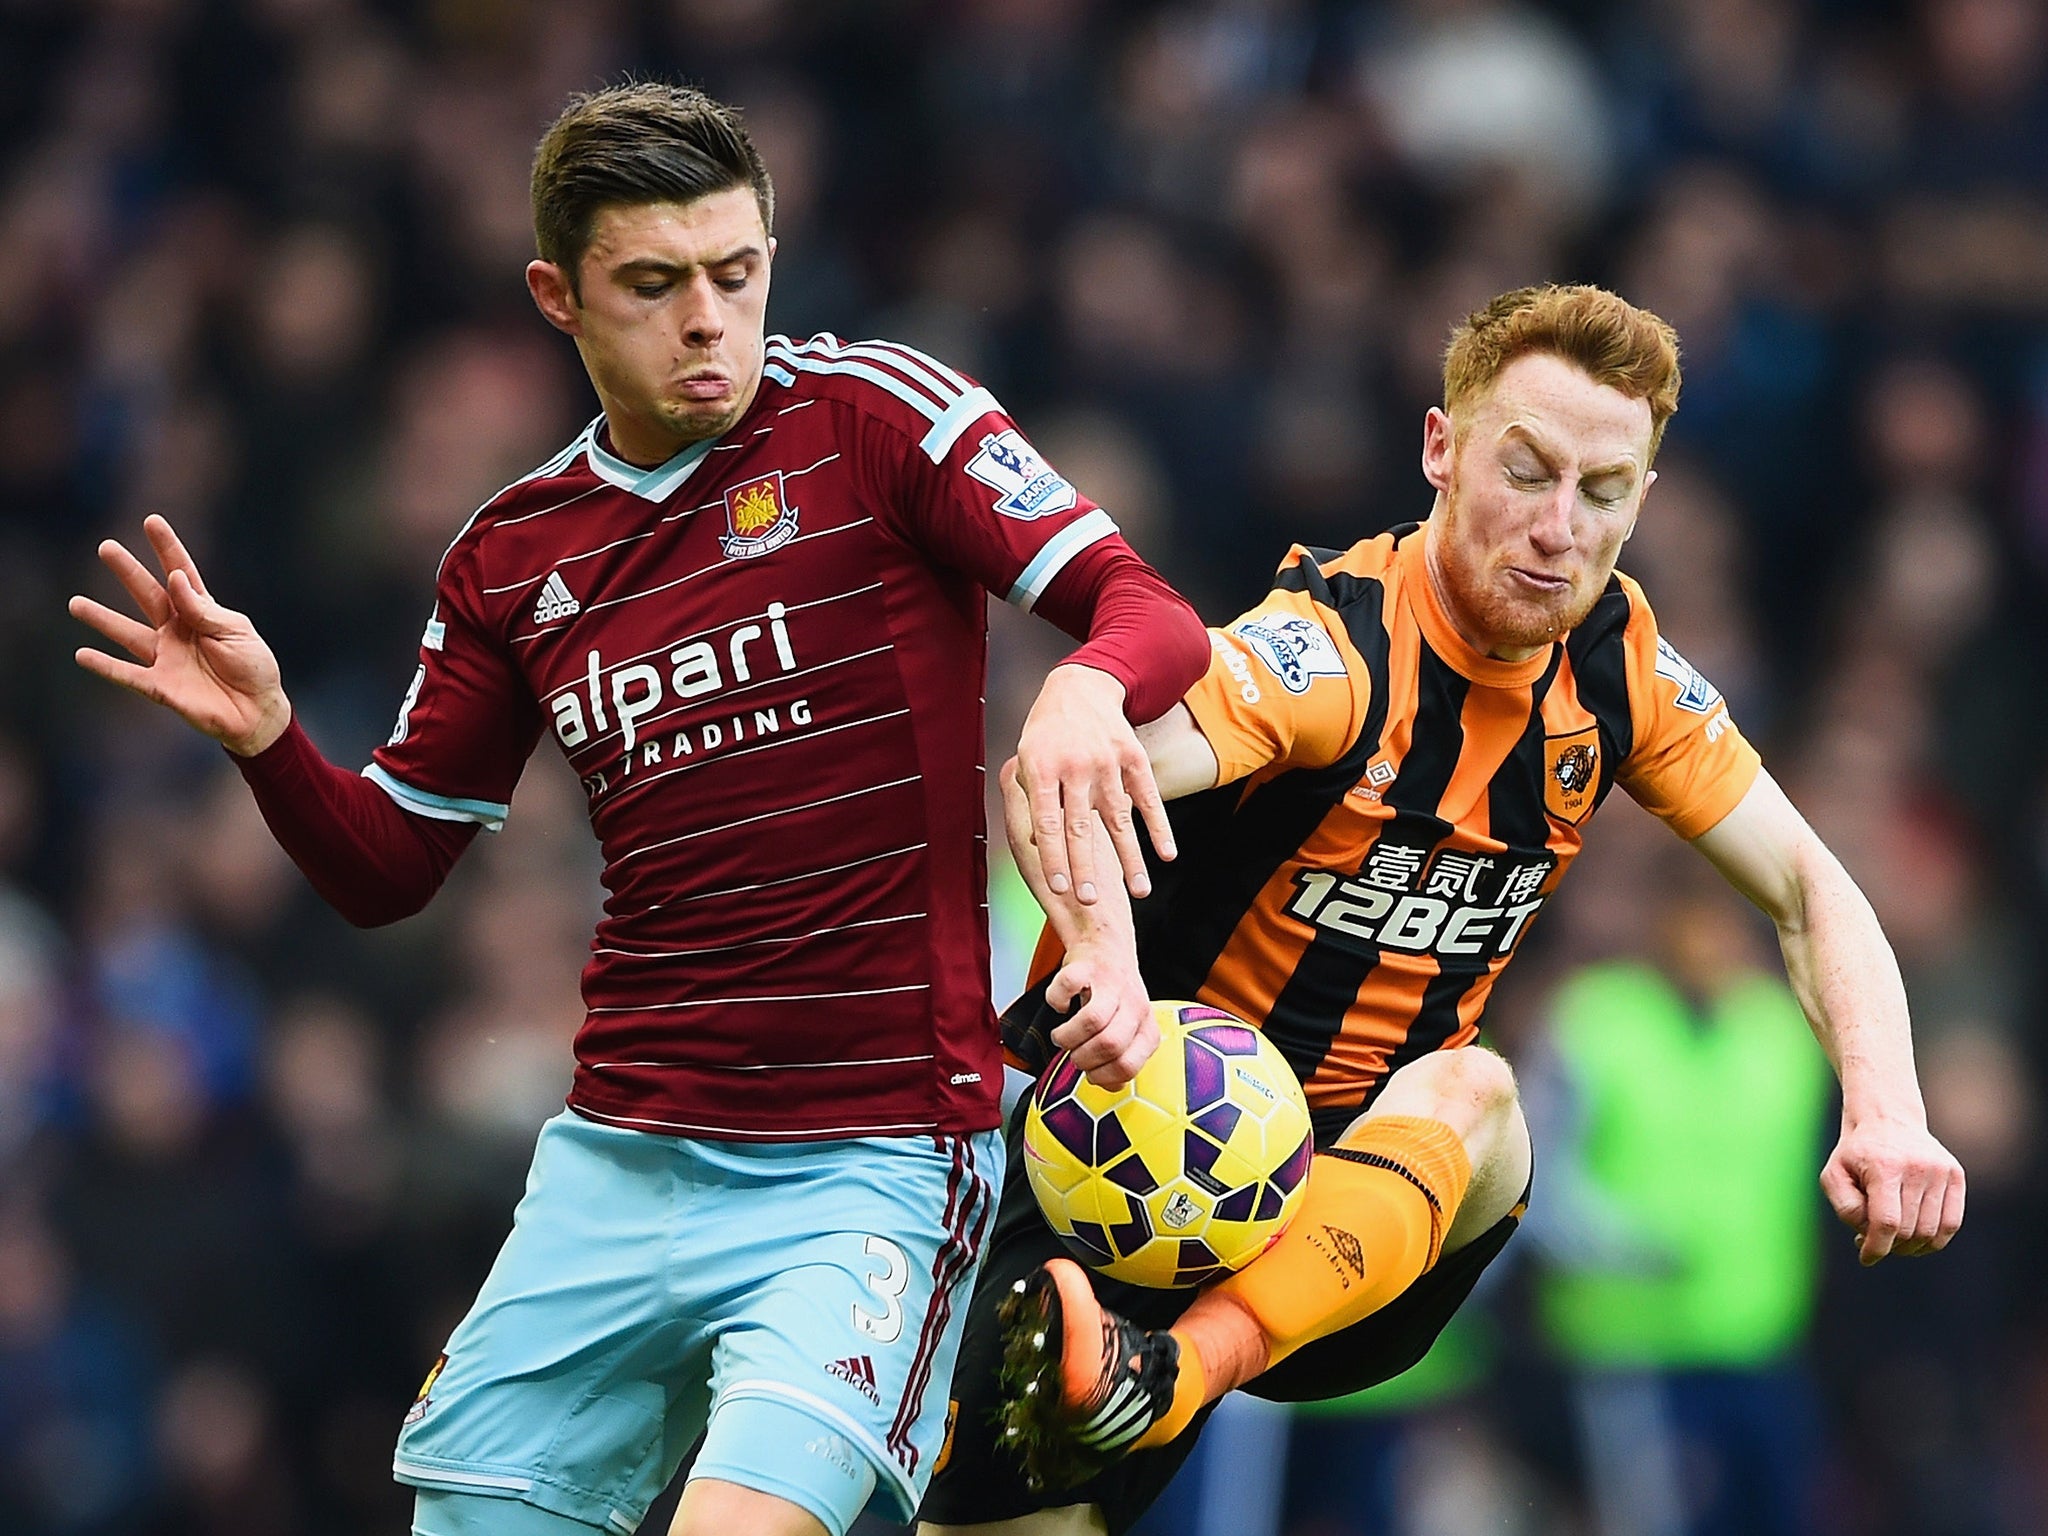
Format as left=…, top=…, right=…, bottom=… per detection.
left=1537, top=961, right=1831, bottom=1369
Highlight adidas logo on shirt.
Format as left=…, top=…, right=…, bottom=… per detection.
left=533, top=571, right=580, bottom=624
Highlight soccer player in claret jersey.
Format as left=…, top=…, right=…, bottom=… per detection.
left=917, top=285, right=1968, bottom=1536
left=68, top=84, right=1209, bottom=1536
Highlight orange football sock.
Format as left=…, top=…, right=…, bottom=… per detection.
left=1132, top=1114, right=1471, bottom=1450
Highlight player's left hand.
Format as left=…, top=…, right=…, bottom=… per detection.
left=1016, top=663, right=1174, bottom=906
left=1045, top=938, right=1158, bottom=1089
left=1820, top=1115, right=1966, bottom=1265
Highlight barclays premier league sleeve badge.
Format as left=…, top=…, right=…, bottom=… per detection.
left=1235, top=614, right=1347, bottom=693
left=964, top=429, right=1078, bottom=520
left=1653, top=636, right=1723, bottom=714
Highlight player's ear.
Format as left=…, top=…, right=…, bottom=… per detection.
left=527, top=260, right=583, bottom=335
left=1421, top=407, right=1455, bottom=493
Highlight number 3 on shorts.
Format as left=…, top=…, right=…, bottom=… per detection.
left=854, top=1235, right=909, bottom=1344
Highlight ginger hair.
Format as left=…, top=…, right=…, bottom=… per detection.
left=1443, top=284, right=1682, bottom=458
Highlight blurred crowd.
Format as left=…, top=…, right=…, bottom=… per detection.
left=1, top=1, right=2045, bottom=1533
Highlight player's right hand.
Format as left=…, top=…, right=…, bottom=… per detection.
left=1046, top=939, right=1158, bottom=1089
left=70, top=515, right=293, bottom=757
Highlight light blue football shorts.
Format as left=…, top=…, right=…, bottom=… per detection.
left=395, top=1109, right=1002, bottom=1536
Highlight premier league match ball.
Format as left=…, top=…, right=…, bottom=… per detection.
left=1021, top=1001, right=1315, bottom=1289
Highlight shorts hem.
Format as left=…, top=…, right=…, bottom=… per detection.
left=394, top=1454, right=641, bottom=1532
left=715, top=1380, right=919, bottom=1518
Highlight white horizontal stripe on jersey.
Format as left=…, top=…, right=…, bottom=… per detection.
left=361, top=764, right=509, bottom=831
left=594, top=910, right=927, bottom=961
left=490, top=480, right=606, bottom=529
left=423, top=419, right=595, bottom=582
left=480, top=527, right=666, bottom=595
left=516, top=517, right=879, bottom=640
left=596, top=707, right=913, bottom=810
left=567, top=643, right=894, bottom=762
left=663, top=491, right=728, bottom=523
left=586, top=982, right=930, bottom=1013
left=608, top=773, right=922, bottom=866
left=570, top=1106, right=937, bottom=1138
left=644, top=843, right=926, bottom=909
left=919, top=386, right=1002, bottom=462
left=539, top=584, right=884, bottom=705
left=782, top=450, right=841, bottom=479
left=1006, top=507, right=1120, bottom=612
left=776, top=397, right=816, bottom=415
left=586, top=1052, right=934, bottom=1071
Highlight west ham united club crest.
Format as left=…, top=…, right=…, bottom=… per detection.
left=720, top=471, right=799, bottom=558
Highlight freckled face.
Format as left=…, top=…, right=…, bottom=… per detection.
left=1421, top=353, right=1655, bottom=658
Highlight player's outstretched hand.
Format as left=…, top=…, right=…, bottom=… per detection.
left=1820, top=1116, right=1965, bottom=1265
left=1046, top=940, right=1159, bottom=1089
left=70, top=515, right=293, bottom=757
left=1016, top=663, right=1174, bottom=906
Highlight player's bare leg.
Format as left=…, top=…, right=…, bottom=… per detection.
left=991, top=1047, right=1522, bottom=1491
left=918, top=1503, right=1109, bottom=1536
left=670, top=1478, right=830, bottom=1536
left=1354, top=1044, right=1531, bottom=1252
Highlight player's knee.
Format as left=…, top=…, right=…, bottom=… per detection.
left=1380, top=1045, right=1518, bottom=1140
left=1449, top=1045, right=1520, bottom=1124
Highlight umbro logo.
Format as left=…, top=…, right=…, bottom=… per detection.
left=533, top=570, right=580, bottom=624
left=826, top=1353, right=881, bottom=1405
left=1307, top=1223, right=1366, bottom=1286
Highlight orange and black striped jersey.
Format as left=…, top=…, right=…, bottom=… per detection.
left=1008, top=522, right=1761, bottom=1140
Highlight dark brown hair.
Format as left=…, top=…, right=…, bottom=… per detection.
left=1444, top=284, right=1682, bottom=459
left=531, top=82, right=774, bottom=292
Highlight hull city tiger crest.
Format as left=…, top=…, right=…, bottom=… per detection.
left=720, top=471, right=799, bottom=558
left=1545, top=727, right=1601, bottom=825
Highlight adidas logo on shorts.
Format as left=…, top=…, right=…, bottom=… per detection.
left=826, top=1354, right=881, bottom=1405
left=534, top=570, right=580, bottom=624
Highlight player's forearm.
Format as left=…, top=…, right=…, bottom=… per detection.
left=233, top=720, right=477, bottom=926
left=1034, top=542, right=1208, bottom=725
left=1776, top=845, right=1927, bottom=1130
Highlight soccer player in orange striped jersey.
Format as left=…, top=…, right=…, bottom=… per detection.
left=918, top=284, right=1968, bottom=1536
